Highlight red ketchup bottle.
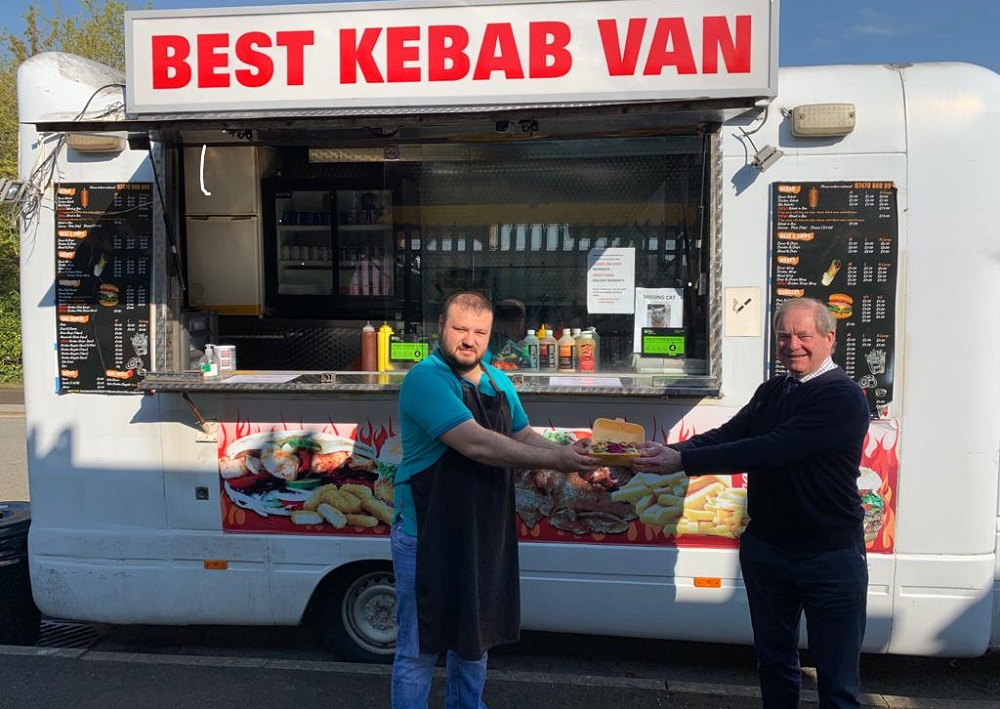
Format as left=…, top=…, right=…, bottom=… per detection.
left=361, top=322, right=378, bottom=371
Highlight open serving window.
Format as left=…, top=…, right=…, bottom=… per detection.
left=395, top=135, right=714, bottom=383
left=252, top=130, right=720, bottom=391
left=148, top=125, right=724, bottom=396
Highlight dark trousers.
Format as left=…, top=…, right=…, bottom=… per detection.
left=739, top=532, right=868, bottom=709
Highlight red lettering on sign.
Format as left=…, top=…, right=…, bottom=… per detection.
left=703, top=15, right=751, bottom=74
left=151, top=35, right=192, bottom=89
left=276, top=31, right=314, bottom=85
left=529, top=21, right=571, bottom=78
left=473, top=23, right=524, bottom=80
left=386, top=26, right=421, bottom=82
left=341, top=28, right=384, bottom=84
left=598, top=15, right=753, bottom=77
left=644, top=18, right=696, bottom=75
left=597, top=18, right=646, bottom=76
left=198, top=33, right=230, bottom=88
left=150, top=30, right=314, bottom=89
left=234, top=32, right=273, bottom=88
left=428, top=25, right=470, bottom=81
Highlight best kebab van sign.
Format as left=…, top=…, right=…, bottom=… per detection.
left=125, top=0, right=777, bottom=114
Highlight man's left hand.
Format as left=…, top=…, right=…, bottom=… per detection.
left=631, top=441, right=684, bottom=474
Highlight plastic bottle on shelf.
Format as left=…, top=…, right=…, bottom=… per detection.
left=570, top=328, right=583, bottom=369
left=361, top=322, right=377, bottom=371
left=538, top=325, right=557, bottom=371
left=521, top=329, right=540, bottom=370
left=377, top=322, right=394, bottom=372
left=575, top=330, right=596, bottom=373
left=557, top=329, right=576, bottom=372
left=199, top=344, right=220, bottom=380
left=586, top=326, right=601, bottom=371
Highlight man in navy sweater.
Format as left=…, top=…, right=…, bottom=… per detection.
left=635, top=297, right=870, bottom=709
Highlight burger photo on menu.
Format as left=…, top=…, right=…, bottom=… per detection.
left=97, top=283, right=119, bottom=307
left=827, top=293, right=853, bottom=319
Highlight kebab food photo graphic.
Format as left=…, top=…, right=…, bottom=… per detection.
left=515, top=419, right=747, bottom=540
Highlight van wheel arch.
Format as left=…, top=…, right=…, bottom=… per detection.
left=314, top=560, right=396, bottom=664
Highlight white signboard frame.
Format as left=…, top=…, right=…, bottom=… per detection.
left=125, top=0, right=778, bottom=114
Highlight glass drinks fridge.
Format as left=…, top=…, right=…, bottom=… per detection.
left=337, top=190, right=394, bottom=297
left=274, top=190, right=333, bottom=296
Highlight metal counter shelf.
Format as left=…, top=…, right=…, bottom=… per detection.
left=139, top=371, right=406, bottom=393
left=139, top=371, right=721, bottom=398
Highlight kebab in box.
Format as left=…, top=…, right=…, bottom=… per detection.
left=585, top=418, right=644, bottom=465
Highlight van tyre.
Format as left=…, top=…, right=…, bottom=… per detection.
left=322, top=563, right=397, bottom=664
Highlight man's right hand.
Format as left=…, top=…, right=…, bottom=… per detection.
left=545, top=439, right=603, bottom=473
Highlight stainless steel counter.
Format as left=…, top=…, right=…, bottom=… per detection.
left=139, top=371, right=721, bottom=398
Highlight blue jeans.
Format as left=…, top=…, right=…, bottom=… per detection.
left=740, top=532, right=868, bottom=709
left=391, top=521, right=489, bottom=709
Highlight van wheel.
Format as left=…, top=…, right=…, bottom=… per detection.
left=321, top=564, right=397, bottom=664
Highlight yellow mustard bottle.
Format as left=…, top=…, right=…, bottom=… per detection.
left=377, top=322, right=394, bottom=372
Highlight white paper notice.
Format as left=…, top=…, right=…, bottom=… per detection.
left=633, top=287, right=684, bottom=352
left=587, top=247, right=635, bottom=313
left=220, top=373, right=300, bottom=384
left=724, top=286, right=762, bottom=337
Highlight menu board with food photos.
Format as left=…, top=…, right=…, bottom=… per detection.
left=55, top=183, right=153, bottom=393
left=769, top=182, right=898, bottom=412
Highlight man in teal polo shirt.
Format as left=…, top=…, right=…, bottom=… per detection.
left=391, top=290, right=599, bottom=709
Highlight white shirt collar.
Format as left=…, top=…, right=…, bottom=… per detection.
left=791, top=357, right=837, bottom=384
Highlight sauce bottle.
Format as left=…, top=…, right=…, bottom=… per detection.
left=361, top=322, right=377, bottom=371
left=538, top=325, right=557, bottom=371
left=521, top=329, right=539, bottom=370
left=570, top=328, right=582, bottom=369
left=576, top=330, right=596, bottom=373
left=377, top=322, right=394, bottom=372
left=557, top=330, right=576, bottom=372
left=586, top=326, right=601, bottom=371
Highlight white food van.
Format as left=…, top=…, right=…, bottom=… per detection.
left=13, top=0, right=1000, bottom=662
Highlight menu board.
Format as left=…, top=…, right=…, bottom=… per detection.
left=769, top=182, right=898, bottom=411
left=55, top=183, right=153, bottom=393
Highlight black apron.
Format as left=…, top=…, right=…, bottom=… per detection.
left=409, top=364, right=520, bottom=660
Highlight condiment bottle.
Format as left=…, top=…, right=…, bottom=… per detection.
left=361, top=322, right=377, bottom=371
left=538, top=325, right=557, bottom=371
left=200, top=344, right=219, bottom=380
left=576, top=330, right=596, bottom=373
left=377, top=322, right=395, bottom=372
left=521, top=329, right=539, bottom=370
left=586, top=326, right=601, bottom=371
left=557, top=329, right=576, bottom=372
left=570, top=328, right=583, bottom=369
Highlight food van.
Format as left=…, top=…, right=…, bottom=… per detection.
left=14, top=0, right=1000, bottom=662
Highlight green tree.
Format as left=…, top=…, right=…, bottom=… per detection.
left=0, top=0, right=142, bottom=381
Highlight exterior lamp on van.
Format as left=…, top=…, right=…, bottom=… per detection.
left=65, top=131, right=126, bottom=153
left=0, top=179, right=25, bottom=204
left=790, top=103, right=857, bottom=137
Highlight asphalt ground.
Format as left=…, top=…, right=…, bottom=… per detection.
left=1, top=641, right=999, bottom=709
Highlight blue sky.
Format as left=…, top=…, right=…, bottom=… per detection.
left=1, top=0, right=997, bottom=72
